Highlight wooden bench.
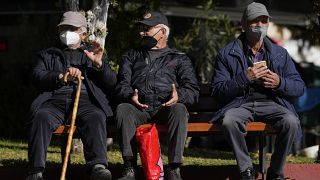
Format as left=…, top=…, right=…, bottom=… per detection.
left=53, top=83, right=277, bottom=180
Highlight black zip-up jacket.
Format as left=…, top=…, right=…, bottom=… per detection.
left=29, top=45, right=117, bottom=118
left=116, top=47, right=199, bottom=113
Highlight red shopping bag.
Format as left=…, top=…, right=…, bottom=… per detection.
left=136, top=124, right=164, bottom=180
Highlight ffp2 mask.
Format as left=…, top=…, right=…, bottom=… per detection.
left=59, top=31, right=81, bottom=47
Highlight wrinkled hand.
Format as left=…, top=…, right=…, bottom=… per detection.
left=261, top=70, right=280, bottom=89
left=84, top=43, right=103, bottom=68
left=131, top=89, right=149, bottom=109
left=246, top=65, right=269, bottom=81
left=62, top=67, right=84, bottom=83
left=162, top=84, right=178, bottom=107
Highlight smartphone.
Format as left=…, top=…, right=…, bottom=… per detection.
left=253, top=60, right=267, bottom=68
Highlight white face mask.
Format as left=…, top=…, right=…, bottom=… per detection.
left=59, top=31, right=81, bottom=47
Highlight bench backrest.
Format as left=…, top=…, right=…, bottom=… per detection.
left=188, top=83, right=219, bottom=123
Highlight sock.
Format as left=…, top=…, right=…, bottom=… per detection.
left=29, top=167, right=44, bottom=175
left=124, top=159, right=137, bottom=168
left=169, top=163, right=181, bottom=170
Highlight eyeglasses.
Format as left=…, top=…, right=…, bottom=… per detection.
left=137, top=25, right=162, bottom=32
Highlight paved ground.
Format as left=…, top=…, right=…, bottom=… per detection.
left=1, top=164, right=320, bottom=180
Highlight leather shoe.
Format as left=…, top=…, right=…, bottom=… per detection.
left=167, top=167, right=182, bottom=180
left=266, top=170, right=285, bottom=180
left=26, top=172, right=43, bottom=180
left=118, top=167, right=135, bottom=180
left=240, top=167, right=255, bottom=180
left=90, top=164, right=112, bottom=180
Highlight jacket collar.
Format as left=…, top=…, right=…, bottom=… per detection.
left=229, top=32, right=273, bottom=57
left=140, top=46, right=183, bottom=59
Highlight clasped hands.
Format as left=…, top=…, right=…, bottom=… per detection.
left=131, top=84, right=178, bottom=110
left=246, top=64, right=280, bottom=89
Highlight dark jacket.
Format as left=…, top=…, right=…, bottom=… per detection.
left=211, top=34, right=305, bottom=122
left=116, top=47, right=199, bottom=113
left=30, top=45, right=117, bottom=118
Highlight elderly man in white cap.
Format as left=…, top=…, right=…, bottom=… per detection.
left=26, top=11, right=116, bottom=180
left=210, top=2, right=305, bottom=180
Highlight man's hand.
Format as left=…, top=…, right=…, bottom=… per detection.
left=162, top=84, right=178, bottom=107
left=131, top=89, right=149, bottom=109
left=61, top=67, right=84, bottom=83
left=246, top=64, right=269, bottom=81
left=84, top=43, right=103, bottom=68
left=261, top=70, right=280, bottom=89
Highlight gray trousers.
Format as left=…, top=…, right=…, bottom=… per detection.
left=115, top=103, right=188, bottom=164
left=222, top=101, right=299, bottom=175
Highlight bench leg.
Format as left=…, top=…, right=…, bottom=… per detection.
left=61, top=135, right=71, bottom=179
left=259, top=133, right=267, bottom=180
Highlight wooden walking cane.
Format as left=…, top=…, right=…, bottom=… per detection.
left=60, top=74, right=82, bottom=180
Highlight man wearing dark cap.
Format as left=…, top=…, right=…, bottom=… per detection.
left=210, top=2, right=305, bottom=180
left=26, top=11, right=116, bottom=180
left=115, top=11, right=199, bottom=180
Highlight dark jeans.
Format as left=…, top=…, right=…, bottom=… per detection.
left=115, top=103, right=188, bottom=164
left=221, top=101, right=299, bottom=175
left=27, top=94, right=107, bottom=173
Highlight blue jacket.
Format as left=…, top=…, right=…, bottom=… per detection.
left=210, top=34, right=305, bottom=123
left=29, top=45, right=117, bottom=119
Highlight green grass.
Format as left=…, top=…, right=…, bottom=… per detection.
left=0, top=138, right=316, bottom=167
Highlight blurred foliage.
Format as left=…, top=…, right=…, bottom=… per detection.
left=313, top=0, right=320, bottom=16
left=172, top=0, right=236, bottom=83
left=307, top=0, right=320, bottom=45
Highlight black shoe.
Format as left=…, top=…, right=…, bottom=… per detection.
left=90, top=164, right=112, bottom=180
left=266, top=170, right=285, bottom=180
left=26, top=172, right=43, bottom=180
left=118, top=167, right=135, bottom=180
left=240, top=167, right=255, bottom=180
left=167, top=167, right=182, bottom=180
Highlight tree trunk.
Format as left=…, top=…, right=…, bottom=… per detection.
left=65, top=0, right=110, bottom=49
left=65, top=0, right=79, bottom=11
left=87, top=0, right=110, bottom=49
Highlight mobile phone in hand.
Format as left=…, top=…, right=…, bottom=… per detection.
left=253, top=60, right=267, bottom=68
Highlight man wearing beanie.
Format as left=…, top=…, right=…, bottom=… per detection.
left=210, top=2, right=305, bottom=180
left=26, top=11, right=116, bottom=180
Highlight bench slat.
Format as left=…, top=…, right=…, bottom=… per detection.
left=53, top=122, right=276, bottom=136
left=53, top=125, right=76, bottom=135
left=138, top=122, right=276, bottom=133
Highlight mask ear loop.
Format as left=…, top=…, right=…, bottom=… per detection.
left=150, top=28, right=164, bottom=45
left=151, top=28, right=162, bottom=37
